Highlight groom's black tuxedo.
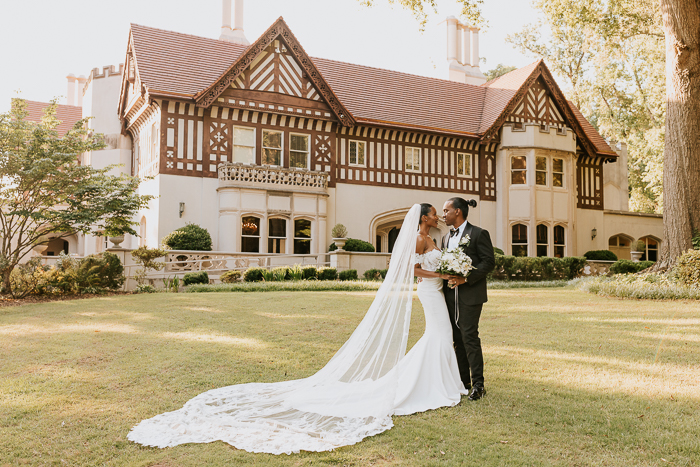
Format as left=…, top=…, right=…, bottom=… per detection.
left=442, top=222, right=495, bottom=389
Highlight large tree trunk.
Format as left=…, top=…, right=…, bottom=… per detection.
left=657, top=0, right=700, bottom=269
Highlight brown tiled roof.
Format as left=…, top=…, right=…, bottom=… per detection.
left=128, top=23, right=615, bottom=155
left=19, top=100, right=82, bottom=137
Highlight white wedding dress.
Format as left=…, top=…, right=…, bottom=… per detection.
left=127, top=205, right=467, bottom=454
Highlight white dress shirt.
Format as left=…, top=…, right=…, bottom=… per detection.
left=447, top=220, right=468, bottom=250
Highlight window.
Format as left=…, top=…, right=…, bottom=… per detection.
left=349, top=140, right=366, bottom=166
left=554, top=225, right=565, bottom=258
left=553, top=158, right=564, bottom=187
left=262, top=130, right=282, bottom=166
left=536, top=156, right=547, bottom=186
left=536, top=224, right=548, bottom=257
left=268, top=218, right=286, bottom=253
left=640, top=236, right=659, bottom=262
left=405, top=147, right=421, bottom=172
left=457, top=152, right=472, bottom=177
left=511, top=156, right=527, bottom=184
left=512, top=224, right=528, bottom=257
left=233, top=127, right=255, bottom=164
left=609, top=235, right=632, bottom=260
left=241, top=216, right=260, bottom=253
left=290, top=134, right=309, bottom=169
left=294, top=219, right=311, bottom=254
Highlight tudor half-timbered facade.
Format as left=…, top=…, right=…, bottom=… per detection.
left=111, top=16, right=662, bottom=261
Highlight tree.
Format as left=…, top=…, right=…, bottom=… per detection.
left=0, top=99, right=153, bottom=294
left=359, top=0, right=485, bottom=29
left=507, top=0, right=666, bottom=214
left=484, top=64, right=517, bottom=81
left=657, top=0, right=700, bottom=268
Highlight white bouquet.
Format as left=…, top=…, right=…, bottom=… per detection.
left=436, top=235, right=475, bottom=279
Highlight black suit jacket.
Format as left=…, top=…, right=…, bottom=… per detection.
left=442, top=222, right=496, bottom=305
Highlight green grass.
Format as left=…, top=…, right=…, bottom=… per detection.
left=1, top=289, right=699, bottom=466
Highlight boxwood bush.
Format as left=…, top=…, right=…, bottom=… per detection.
left=584, top=250, right=618, bottom=261
left=488, top=256, right=587, bottom=281
left=183, top=271, right=209, bottom=285
left=317, top=267, right=338, bottom=281
left=162, top=223, right=213, bottom=251
left=243, top=267, right=266, bottom=282
left=338, top=269, right=358, bottom=281
left=301, top=266, right=318, bottom=280
left=220, top=270, right=241, bottom=283
left=328, top=238, right=375, bottom=252
left=609, top=260, right=654, bottom=275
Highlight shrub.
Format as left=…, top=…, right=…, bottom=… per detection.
left=46, top=252, right=125, bottom=296
left=693, top=230, right=700, bottom=250
left=363, top=268, right=384, bottom=280
left=610, top=259, right=654, bottom=275
left=584, top=250, right=618, bottom=261
left=671, top=249, right=700, bottom=287
left=161, top=223, right=213, bottom=251
left=317, top=267, right=338, bottom=281
left=220, top=270, right=242, bottom=283
left=301, top=265, right=318, bottom=280
left=183, top=271, right=209, bottom=285
left=494, top=247, right=505, bottom=256
left=136, top=284, right=157, bottom=294
left=271, top=266, right=289, bottom=281
left=243, top=267, right=265, bottom=282
left=338, top=269, right=358, bottom=281
left=131, top=246, right=168, bottom=286
left=328, top=238, right=375, bottom=252
left=331, top=224, right=348, bottom=238
left=488, top=255, right=587, bottom=281
left=8, top=258, right=52, bottom=298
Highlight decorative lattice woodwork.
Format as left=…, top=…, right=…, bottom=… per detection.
left=479, top=143, right=497, bottom=201
left=506, top=78, right=566, bottom=130
left=576, top=154, right=604, bottom=210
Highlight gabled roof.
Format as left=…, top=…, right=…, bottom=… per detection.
left=124, top=21, right=616, bottom=157
left=16, top=100, right=82, bottom=137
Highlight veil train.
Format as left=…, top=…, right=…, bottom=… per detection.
left=127, top=205, right=422, bottom=454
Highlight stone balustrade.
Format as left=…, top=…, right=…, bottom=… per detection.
left=218, top=162, right=329, bottom=193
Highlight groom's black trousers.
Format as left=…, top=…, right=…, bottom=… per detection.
left=444, top=299, right=484, bottom=388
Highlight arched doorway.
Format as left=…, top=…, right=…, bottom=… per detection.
left=371, top=208, right=447, bottom=253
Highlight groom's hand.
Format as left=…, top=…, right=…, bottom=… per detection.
left=448, top=277, right=467, bottom=287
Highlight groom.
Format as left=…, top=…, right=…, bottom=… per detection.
left=442, top=197, right=495, bottom=401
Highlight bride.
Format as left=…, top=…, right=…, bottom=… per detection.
left=128, top=203, right=468, bottom=454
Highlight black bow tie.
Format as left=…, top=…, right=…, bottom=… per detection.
left=449, top=228, right=459, bottom=238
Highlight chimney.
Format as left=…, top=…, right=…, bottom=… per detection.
left=76, top=75, right=87, bottom=107
left=446, top=17, right=466, bottom=82
left=461, top=23, right=471, bottom=66
left=463, top=25, right=486, bottom=85
left=66, top=74, right=77, bottom=106
left=219, top=0, right=249, bottom=45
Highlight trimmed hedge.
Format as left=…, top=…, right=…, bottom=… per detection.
left=328, top=238, right=375, bottom=252
left=363, top=268, right=388, bottom=280
left=609, top=260, right=654, bottom=275
left=488, top=256, right=587, bottom=281
left=220, top=270, right=241, bottom=283
left=317, top=267, right=338, bottom=281
left=183, top=271, right=209, bottom=285
left=301, top=266, right=318, bottom=280
left=584, top=250, right=618, bottom=261
left=162, top=223, right=213, bottom=251
left=338, top=269, right=358, bottom=281
left=243, top=267, right=266, bottom=282
left=494, top=247, right=505, bottom=256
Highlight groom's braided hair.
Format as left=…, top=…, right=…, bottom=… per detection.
left=448, top=197, right=477, bottom=218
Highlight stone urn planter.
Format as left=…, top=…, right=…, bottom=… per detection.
left=630, top=250, right=643, bottom=262
left=109, top=235, right=125, bottom=248
left=332, top=238, right=347, bottom=251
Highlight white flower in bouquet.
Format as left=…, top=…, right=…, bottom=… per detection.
left=436, top=246, right=475, bottom=278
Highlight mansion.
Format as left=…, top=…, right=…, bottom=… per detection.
left=57, top=0, right=661, bottom=262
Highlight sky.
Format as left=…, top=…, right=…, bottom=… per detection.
left=0, top=0, right=542, bottom=113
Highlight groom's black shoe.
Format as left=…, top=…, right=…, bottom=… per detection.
left=468, top=385, right=485, bottom=401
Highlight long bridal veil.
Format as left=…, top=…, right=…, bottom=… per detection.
left=127, top=205, right=422, bottom=454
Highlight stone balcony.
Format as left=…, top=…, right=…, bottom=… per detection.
left=218, top=162, right=329, bottom=194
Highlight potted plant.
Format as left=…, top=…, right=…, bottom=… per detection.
left=630, top=240, right=645, bottom=262
left=331, top=224, right=348, bottom=251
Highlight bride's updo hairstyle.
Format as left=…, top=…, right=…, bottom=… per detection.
left=419, top=203, right=433, bottom=227
left=447, top=197, right=477, bottom=218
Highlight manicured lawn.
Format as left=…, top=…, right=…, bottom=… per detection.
left=1, top=289, right=699, bottom=466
